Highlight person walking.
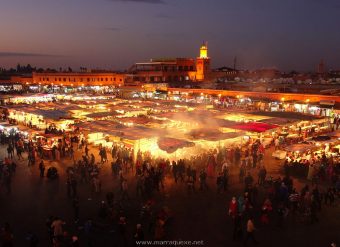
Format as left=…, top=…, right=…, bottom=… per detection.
left=51, top=217, right=64, bottom=240
left=1, top=222, right=14, bottom=247
left=71, top=236, right=79, bottom=247
left=199, top=170, right=208, bottom=191
left=121, top=179, right=129, bottom=200
left=72, top=196, right=80, bottom=223
left=133, top=224, right=144, bottom=246
left=39, top=160, right=45, bottom=178
left=85, top=145, right=89, bottom=157
left=7, top=144, right=14, bottom=159
left=244, top=216, right=258, bottom=246
left=232, top=214, right=243, bottom=241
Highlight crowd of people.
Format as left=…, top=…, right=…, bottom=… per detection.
left=0, top=115, right=339, bottom=246
left=284, top=149, right=340, bottom=183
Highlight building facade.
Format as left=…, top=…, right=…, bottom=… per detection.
left=127, top=58, right=197, bottom=84
left=127, top=43, right=212, bottom=84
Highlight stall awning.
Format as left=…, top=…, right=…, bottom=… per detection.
left=284, top=143, right=315, bottom=153
left=320, top=100, right=335, bottom=106
left=231, top=122, right=278, bottom=133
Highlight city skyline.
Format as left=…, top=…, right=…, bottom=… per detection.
left=1, top=0, right=340, bottom=72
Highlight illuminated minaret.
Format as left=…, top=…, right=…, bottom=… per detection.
left=196, top=42, right=211, bottom=81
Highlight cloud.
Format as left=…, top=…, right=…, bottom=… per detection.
left=145, top=32, right=189, bottom=38
left=0, top=52, right=62, bottom=58
left=108, top=0, right=165, bottom=4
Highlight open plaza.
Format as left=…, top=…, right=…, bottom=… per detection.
left=0, top=90, right=339, bottom=246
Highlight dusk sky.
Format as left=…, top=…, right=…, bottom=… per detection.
left=0, top=0, right=339, bottom=72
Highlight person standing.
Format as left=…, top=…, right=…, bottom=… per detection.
left=244, top=216, right=258, bottom=246
left=229, top=197, right=238, bottom=219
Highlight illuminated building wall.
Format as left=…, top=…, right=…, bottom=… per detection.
left=167, top=88, right=340, bottom=104
left=32, top=72, right=125, bottom=86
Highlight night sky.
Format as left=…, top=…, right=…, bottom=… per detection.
left=0, top=0, right=339, bottom=71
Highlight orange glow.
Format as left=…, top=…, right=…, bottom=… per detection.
left=281, top=97, right=285, bottom=102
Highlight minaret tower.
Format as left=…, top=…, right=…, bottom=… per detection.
left=196, top=42, right=211, bottom=81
